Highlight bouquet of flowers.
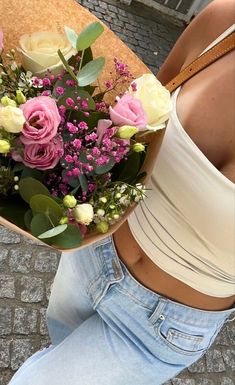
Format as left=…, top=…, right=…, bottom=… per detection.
left=0, top=22, right=171, bottom=250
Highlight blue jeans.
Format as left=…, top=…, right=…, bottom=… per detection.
left=9, top=236, right=235, bottom=385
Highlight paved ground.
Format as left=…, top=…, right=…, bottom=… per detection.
left=0, top=1, right=234, bottom=384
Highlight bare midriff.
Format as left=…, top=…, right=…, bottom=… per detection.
left=113, top=220, right=235, bottom=311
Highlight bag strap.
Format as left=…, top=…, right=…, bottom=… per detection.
left=166, top=30, right=235, bottom=93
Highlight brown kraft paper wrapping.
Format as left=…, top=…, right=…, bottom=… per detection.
left=0, top=0, right=165, bottom=250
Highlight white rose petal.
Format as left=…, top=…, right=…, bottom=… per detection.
left=129, top=74, right=172, bottom=131
left=19, top=31, right=76, bottom=76
left=0, top=106, right=25, bottom=133
left=73, top=203, right=94, bottom=226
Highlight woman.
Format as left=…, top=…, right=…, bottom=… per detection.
left=9, top=0, right=235, bottom=384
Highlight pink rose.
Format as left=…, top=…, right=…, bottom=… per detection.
left=109, top=93, right=147, bottom=129
left=20, top=96, right=61, bottom=145
left=0, top=29, right=3, bottom=54
left=12, top=135, right=64, bottom=170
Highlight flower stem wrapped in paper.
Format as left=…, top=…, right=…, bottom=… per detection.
left=0, top=0, right=171, bottom=250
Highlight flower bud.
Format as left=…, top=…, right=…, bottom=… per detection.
left=115, top=192, right=121, bottom=199
left=132, top=142, right=145, bottom=152
left=0, top=106, right=25, bottom=133
left=96, top=221, right=109, bottom=234
left=1, top=96, right=17, bottom=107
left=0, top=139, right=10, bottom=153
left=97, top=209, right=105, bottom=217
left=116, top=125, right=138, bottom=139
left=59, top=216, right=69, bottom=225
left=14, top=176, right=19, bottom=182
left=113, top=213, right=120, bottom=220
left=63, top=195, right=77, bottom=208
left=99, top=196, right=107, bottom=203
left=73, top=203, right=94, bottom=225
left=16, top=90, right=26, bottom=105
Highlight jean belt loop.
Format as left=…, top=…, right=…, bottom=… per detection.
left=148, top=297, right=168, bottom=324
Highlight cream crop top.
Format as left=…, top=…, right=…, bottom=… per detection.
left=128, top=25, right=235, bottom=297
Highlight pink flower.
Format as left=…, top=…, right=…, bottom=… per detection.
left=96, top=119, right=112, bottom=146
left=12, top=135, right=64, bottom=170
left=20, top=96, right=61, bottom=145
left=109, top=93, right=147, bottom=129
left=0, top=29, right=4, bottom=53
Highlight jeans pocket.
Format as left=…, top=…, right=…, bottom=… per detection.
left=155, top=316, right=207, bottom=356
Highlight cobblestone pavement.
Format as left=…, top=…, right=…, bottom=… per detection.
left=0, top=1, right=234, bottom=384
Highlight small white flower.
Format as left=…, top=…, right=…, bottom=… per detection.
left=97, top=209, right=105, bottom=217
left=73, top=203, right=94, bottom=226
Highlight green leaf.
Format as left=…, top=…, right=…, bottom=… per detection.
left=58, top=49, right=77, bottom=82
left=77, top=57, right=105, bottom=87
left=30, top=194, right=63, bottom=222
left=57, top=88, right=96, bottom=110
left=19, top=177, right=50, bottom=204
left=0, top=196, right=28, bottom=229
left=95, top=157, right=115, bottom=175
left=117, top=152, right=141, bottom=182
left=50, top=224, right=82, bottom=249
left=24, top=209, right=33, bottom=230
left=76, top=22, right=104, bottom=51
left=79, top=174, right=88, bottom=192
left=30, top=213, right=52, bottom=237
left=38, top=224, right=68, bottom=239
left=81, top=47, right=93, bottom=68
left=64, top=26, right=78, bottom=49
left=21, top=167, right=43, bottom=181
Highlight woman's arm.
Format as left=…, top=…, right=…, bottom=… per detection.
left=157, top=0, right=235, bottom=85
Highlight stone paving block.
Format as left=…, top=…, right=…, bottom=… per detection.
left=13, top=307, right=38, bottom=334
left=0, top=340, right=11, bottom=368
left=9, top=249, right=32, bottom=274
left=172, top=379, right=195, bottom=385
left=221, top=378, right=235, bottom=385
left=20, top=276, right=44, bottom=303
left=221, top=348, right=235, bottom=370
left=0, top=308, right=12, bottom=335
left=215, top=326, right=230, bottom=346
left=205, top=348, right=226, bottom=372
left=34, top=251, right=58, bottom=273
left=195, top=379, right=214, bottom=385
left=0, top=226, right=20, bottom=244
left=45, top=279, right=54, bottom=301
left=39, top=308, right=48, bottom=335
left=0, top=370, right=12, bottom=385
left=0, top=249, right=8, bottom=270
left=0, top=275, right=15, bottom=298
left=226, top=322, right=235, bottom=344
left=11, top=339, right=34, bottom=370
left=188, top=357, right=206, bottom=373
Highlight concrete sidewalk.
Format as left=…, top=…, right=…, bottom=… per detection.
left=0, top=1, right=234, bottom=384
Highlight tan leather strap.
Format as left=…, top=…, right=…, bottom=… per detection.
left=166, top=31, right=235, bottom=93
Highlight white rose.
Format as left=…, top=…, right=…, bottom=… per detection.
left=129, top=74, right=172, bottom=131
left=73, top=203, right=94, bottom=226
left=19, top=31, right=75, bottom=76
left=0, top=106, right=25, bottom=133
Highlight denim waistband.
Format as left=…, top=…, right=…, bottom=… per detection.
left=91, top=236, right=235, bottom=326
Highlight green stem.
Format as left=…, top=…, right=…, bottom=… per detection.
left=79, top=50, right=85, bottom=72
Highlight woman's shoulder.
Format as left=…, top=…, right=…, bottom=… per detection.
left=157, top=0, right=235, bottom=84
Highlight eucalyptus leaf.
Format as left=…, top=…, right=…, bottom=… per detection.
left=24, top=209, right=33, bottom=230
left=50, top=224, right=82, bottom=248
left=77, top=57, right=105, bottom=87
left=117, top=152, right=140, bottom=182
left=58, top=49, right=77, bottom=82
left=19, top=177, right=50, bottom=204
left=0, top=196, right=28, bottom=229
left=30, top=213, right=52, bottom=237
left=76, top=22, right=104, bottom=51
left=30, top=194, right=63, bottom=222
left=64, top=26, right=78, bottom=49
left=79, top=174, right=88, bottom=192
left=57, top=88, right=96, bottom=110
left=95, top=157, right=115, bottom=175
left=38, top=224, right=68, bottom=239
